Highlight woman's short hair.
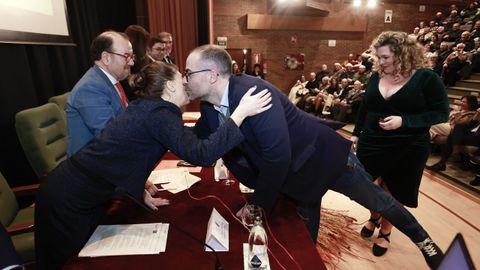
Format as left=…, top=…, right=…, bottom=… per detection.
left=370, top=31, right=428, bottom=77
left=129, top=62, right=177, bottom=98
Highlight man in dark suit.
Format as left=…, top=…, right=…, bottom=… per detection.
left=184, top=45, right=443, bottom=269
left=159, top=32, right=175, bottom=64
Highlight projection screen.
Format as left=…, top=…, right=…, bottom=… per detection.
left=0, top=0, right=74, bottom=45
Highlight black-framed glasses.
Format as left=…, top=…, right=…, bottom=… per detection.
left=183, top=69, right=212, bottom=82
left=106, top=51, right=136, bottom=62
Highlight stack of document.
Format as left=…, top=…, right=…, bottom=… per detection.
left=78, top=223, right=169, bottom=257
left=147, top=168, right=201, bottom=194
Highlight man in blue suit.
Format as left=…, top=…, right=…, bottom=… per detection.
left=184, top=45, right=443, bottom=269
left=66, top=31, right=134, bottom=156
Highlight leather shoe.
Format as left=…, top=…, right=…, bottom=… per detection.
left=468, top=153, right=480, bottom=165
left=470, top=177, right=480, bottom=186
left=426, top=162, right=446, bottom=171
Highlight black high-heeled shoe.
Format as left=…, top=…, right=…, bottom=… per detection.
left=360, top=216, right=382, bottom=238
left=372, top=230, right=391, bottom=256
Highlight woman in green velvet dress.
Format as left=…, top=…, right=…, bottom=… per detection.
left=350, top=31, right=449, bottom=257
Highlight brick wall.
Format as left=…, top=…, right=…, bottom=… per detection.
left=212, top=0, right=450, bottom=92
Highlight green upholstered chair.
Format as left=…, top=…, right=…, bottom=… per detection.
left=15, top=103, right=67, bottom=178
left=0, top=172, right=37, bottom=264
left=48, top=91, right=69, bottom=120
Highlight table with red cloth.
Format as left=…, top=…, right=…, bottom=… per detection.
left=63, top=153, right=326, bottom=270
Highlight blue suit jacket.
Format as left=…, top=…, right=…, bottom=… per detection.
left=66, top=65, right=125, bottom=156
left=195, top=74, right=352, bottom=212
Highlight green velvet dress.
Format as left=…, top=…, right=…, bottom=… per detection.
left=353, top=69, right=449, bottom=207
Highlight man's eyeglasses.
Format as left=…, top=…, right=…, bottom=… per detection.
left=183, top=69, right=212, bottom=82
left=106, top=51, right=136, bottom=62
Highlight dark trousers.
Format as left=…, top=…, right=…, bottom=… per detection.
left=0, top=224, right=21, bottom=269
left=440, top=122, right=480, bottom=162
left=297, top=152, right=428, bottom=243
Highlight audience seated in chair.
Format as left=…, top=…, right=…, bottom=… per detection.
left=430, top=95, right=479, bottom=145
left=332, top=80, right=365, bottom=122
left=296, top=72, right=320, bottom=112
left=287, top=75, right=306, bottom=105
left=313, top=77, right=338, bottom=116
left=427, top=116, right=480, bottom=171
left=442, top=43, right=469, bottom=86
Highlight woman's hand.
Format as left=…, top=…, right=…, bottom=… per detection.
left=145, top=180, right=159, bottom=196
left=379, top=115, right=402, bottom=130
left=143, top=189, right=170, bottom=211
left=230, top=86, right=272, bottom=126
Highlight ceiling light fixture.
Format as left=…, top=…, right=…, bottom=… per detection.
left=367, top=0, right=377, bottom=8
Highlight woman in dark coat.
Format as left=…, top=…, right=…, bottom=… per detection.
left=351, top=31, right=449, bottom=256
left=35, top=62, right=272, bottom=269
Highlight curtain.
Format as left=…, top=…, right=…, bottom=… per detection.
left=147, top=0, right=200, bottom=72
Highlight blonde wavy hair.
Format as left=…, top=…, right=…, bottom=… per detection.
left=370, top=31, right=428, bottom=78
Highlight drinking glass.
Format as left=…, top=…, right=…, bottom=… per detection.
left=241, top=204, right=263, bottom=228
left=221, top=168, right=235, bottom=186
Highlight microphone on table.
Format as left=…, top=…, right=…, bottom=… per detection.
left=114, top=187, right=222, bottom=270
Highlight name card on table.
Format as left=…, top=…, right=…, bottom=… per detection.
left=205, top=208, right=229, bottom=252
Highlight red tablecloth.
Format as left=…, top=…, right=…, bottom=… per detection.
left=63, top=154, right=325, bottom=270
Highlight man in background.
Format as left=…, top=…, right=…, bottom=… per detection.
left=147, top=36, right=166, bottom=62
left=66, top=31, right=134, bottom=156
left=159, top=32, right=175, bottom=64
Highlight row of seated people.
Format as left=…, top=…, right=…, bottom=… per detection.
left=412, top=2, right=480, bottom=86
left=426, top=95, right=480, bottom=186
left=287, top=52, right=375, bottom=122
left=289, top=73, right=367, bottom=123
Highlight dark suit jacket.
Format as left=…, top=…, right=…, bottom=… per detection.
left=162, top=55, right=175, bottom=64
left=195, top=74, right=352, bottom=212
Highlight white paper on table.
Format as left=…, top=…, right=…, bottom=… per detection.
left=242, top=243, right=271, bottom=270
left=147, top=168, right=189, bottom=184
left=205, top=208, right=229, bottom=252
left=160, top=173, right=201, bottom=194
left=147, top=167, right=201, bottom=193
left=182, top=112, right=201, bottom=120
left=78, top=223, right=169, bottom=257
left=155, top=159, right=202, bottom=173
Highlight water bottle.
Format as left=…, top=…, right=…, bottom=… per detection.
left=248, top=215, right=268, bottom=269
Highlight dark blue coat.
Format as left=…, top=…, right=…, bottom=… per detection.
left=195, top=74, right=352, bottom=212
